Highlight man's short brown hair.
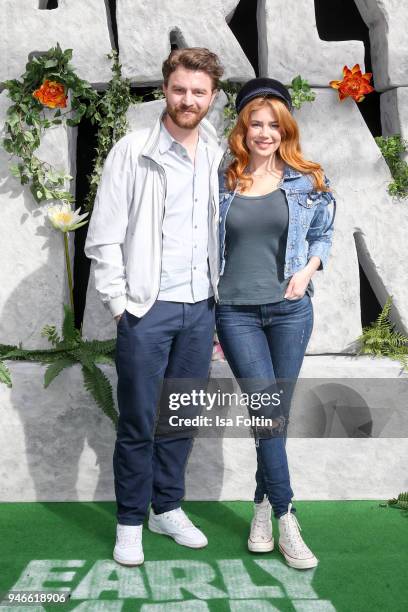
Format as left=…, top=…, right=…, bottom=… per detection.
left=162, top=48, right=224, bottom=90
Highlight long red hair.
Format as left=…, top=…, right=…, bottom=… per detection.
left=226, top=97, right=330, bottom=193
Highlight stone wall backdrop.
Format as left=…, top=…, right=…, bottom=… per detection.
left=1, top=0, right=407, bottom=502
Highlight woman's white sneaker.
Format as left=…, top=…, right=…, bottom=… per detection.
left=113, top=524, right=144, bottom=566
left=148, top=507, right=208, bottom=548
left=278, top=503, right=318, bottom=569
left=248, top=497, right=274, bottom=552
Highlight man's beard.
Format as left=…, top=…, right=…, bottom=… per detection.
left=166, top=103, right=209, bottom=129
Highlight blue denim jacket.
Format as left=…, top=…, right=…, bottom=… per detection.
left=219, top=165, right=336, bottom=278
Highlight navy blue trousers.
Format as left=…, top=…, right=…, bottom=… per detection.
left=114, top=298, right=215, bottom=525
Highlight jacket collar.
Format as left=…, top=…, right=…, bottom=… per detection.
left=142, top=109, right=221, bottom=162
left=282, top=165, right=303, bottom=180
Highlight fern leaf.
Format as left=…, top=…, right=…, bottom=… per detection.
left=44, top=357, right=76, bottom=388
left=93, top=354, right=115, bottom=366
left=376, top=296, right=393, bottom=328
left=0, top=360, right=12, bottom=387
left=0, top=346, right=69, bottom=362
left=41, top=325, right=61, bottom=346
left=82, top=364, right=118, bottom=427
left=0, top=343, right=18, bottom=356
left=388, top=492, right=408, bottom=509
left=62, top=304, right=81, bottom=343
left=357, top=295, right=408, bottom=370
left=389, top=331, right=408, bottom=347
left=82, top=339, right=117, bottom=355
left=71, top=349, right=95, bottom=371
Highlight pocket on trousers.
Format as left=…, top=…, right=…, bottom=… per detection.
left=116, top=311, right=125, bottom=329
left=284, top=294, right=306, bottom=302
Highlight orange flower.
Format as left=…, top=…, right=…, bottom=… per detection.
left=33, top=79, right=67, bottom=109
left=330, top=64, right=374, bottom=103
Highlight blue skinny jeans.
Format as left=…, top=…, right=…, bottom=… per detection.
left=216, top=295, right=313, bottom=518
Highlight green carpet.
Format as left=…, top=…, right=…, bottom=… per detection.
left=0, top=501, right=407, bottom=611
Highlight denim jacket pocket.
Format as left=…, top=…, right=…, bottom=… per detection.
left=296, top=191, right=319, bottom=209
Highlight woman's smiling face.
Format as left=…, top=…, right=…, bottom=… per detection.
left=245, top=105, right=282, bottom=159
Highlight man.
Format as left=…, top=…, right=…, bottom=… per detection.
left=85, top=48, right=224, bottom=565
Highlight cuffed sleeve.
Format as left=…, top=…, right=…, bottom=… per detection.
left=306, top=175, right=336, bottom=270
left=84, top=142, right=134, bottom=317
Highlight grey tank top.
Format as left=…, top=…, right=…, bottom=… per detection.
left=218, top=189, right=313, bottom=305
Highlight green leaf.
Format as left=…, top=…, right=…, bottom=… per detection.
left=63, top=49, right=73, bottom=62
left=62, top=305, right=80, bottom=342
left=292, top=75, right=302, bottom=89
left=93, top=354, right=115, bottom=366
left=44, top=59, right=58, bottom=69
left=24, top=131, right=35, bottom=143
left=82, top=364, right=118, bottom=427
left=41, top=324, right=61, bottom=346
left=44, top=357, right=75, bottom=388
left=9, top=165, right=21, bottom=178
left=0, top=361, right=12, bottom=388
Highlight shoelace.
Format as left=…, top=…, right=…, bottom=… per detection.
left=251, top=505, right=271, bottom=540
left=282, top=513, right=311, bottom=554
left=117, top=528, right=141, bottom=547
left=167, top=509, right=194, bottom=529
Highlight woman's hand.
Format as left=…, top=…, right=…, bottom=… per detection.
left=284, top=257, right=321, bottom=300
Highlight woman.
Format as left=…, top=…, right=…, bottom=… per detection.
left=216, top=78, right=336, bottom=570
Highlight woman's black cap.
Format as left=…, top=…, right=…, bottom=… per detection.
left=235, top=78, right=293, bottom=114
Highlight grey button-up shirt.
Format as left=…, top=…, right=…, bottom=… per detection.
left=157, top=121, right=213, bottom=302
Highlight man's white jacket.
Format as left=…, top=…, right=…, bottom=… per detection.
left=84, top=112, right=224, bottom=319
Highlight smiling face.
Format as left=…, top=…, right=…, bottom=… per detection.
left=163, top=66, right=216, bottom=130
left=245, top=105, right=282, bottom=160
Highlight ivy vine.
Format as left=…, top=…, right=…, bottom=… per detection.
left=84, top=50, right=134, bottom=213
left=375, top=134, right=408, bottom=200
left=3, top=43, right=98, bottom=206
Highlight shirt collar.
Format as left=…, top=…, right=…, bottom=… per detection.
left=159, top=118, right=208, bottom=155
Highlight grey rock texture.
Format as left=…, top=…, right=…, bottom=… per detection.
left=0, top=362, right=116, bottom=502
left=296, top=89, right=408, bottom=350
left=257, top=0, right=364, bottom=86
left=1, top=357, right=407, bottom=502
left=0, top=91, right=76, bottom=349
left=1, top=0, right=114, bottom=87
left=381, top=87, right=408, bottom=160
left=355, top=0, right=408, bottom=91
left=117, top=0, right=255, bottom=84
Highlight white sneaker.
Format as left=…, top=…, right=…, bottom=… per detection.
left=248, top=497, right=274, bottom=552
left=148, top=507, right=208, bottom=548
left=113, top=524, right=144, bottom=566
left=278, top=503, right=318, bottom=569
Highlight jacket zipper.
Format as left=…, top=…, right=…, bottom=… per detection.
left=142, top=154, right=167, bottom=303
